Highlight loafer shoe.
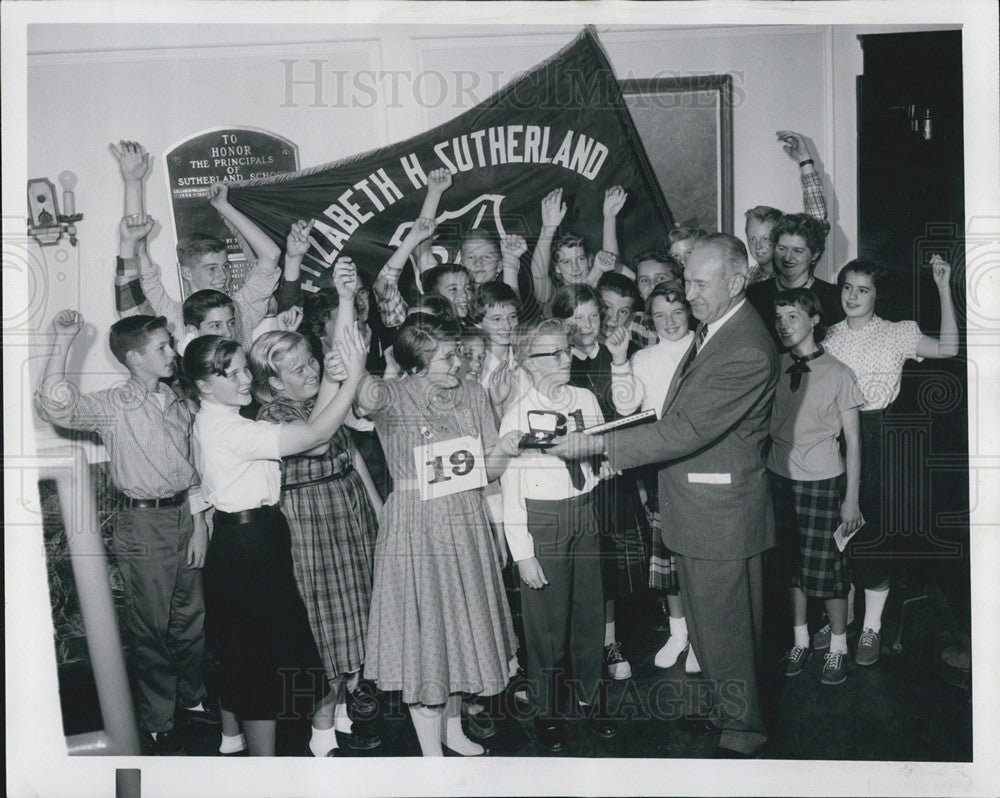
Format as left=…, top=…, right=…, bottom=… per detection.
left=587, top=714, right=618, bottom=739
left=175, top=702, right=220, bottom=726
left=532, top=717, right=564, bottom=753
left=337, top=726, right=382, bottom=751
left=145, top=730, right=185, bottom=756
left=348, top=684, right=380, bottom=723
left=463, top=706, right=497, bottom=739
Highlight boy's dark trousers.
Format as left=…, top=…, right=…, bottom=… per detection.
left=114, top=502, right=207, bottom=733
left=520, top=493, right=604, bottom=720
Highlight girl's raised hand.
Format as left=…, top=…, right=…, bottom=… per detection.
left=286, top=219, right=314, bottom=259
left=427, top=168, right=453, bottom=195
left=603, top=185, right=627, bottom=217
left=541, top=188, right=567, bottom=228
left=501, top=234, right=528, bottom=259
left=407, top=216, right=437, bottom=245
left=929, top=254, right=952, bottom=289
left=332, top=257, right=359, bottom=297
left=488, top=359, right=514, bottom=407
left=336, top=323, right=368, bottom=382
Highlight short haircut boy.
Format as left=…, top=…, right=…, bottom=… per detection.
left=550, top=283, right=601, bottom=322
left=774, top=288, right=827, bottom=343
left=109, top=314, right=170, bottom=367
left=423, top=263, right=470, bottom=296
left=176, top=233, right=227, bottom=269
left=183, top=289, right=235, bottom=329
left=745, top=205, right=783, bottom=226
left=469, top=281, right=521, bottom=326
left=666, top=226, right=705, bottom=247
left=597, top=272, right=641, bottom=310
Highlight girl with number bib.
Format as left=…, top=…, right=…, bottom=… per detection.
left=334, top=258, right=518, bottom=757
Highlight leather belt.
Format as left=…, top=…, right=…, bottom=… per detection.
left=124, top=490, right=188, bottom=509
left=214, top=505, right=278, bottom=525
left=282, top=465, right=355, bottom=492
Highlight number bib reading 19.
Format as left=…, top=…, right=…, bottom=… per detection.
left=413, top=435, right=487, bottom=501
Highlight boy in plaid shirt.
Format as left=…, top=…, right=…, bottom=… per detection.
left=35, top=310, right=216, bottom=754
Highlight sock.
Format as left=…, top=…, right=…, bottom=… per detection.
left=863, top=587, right=889, bottom=633
left=309, top=725, right=338, bottom=757
left=847, top=583, right=856, bottom=627
left=793, top=623, right=810, bottom=648
left=334, top=701, right=353, bottom=734
left=668, top=615, right=688, bottom=643
left=604, top=620, right=616, bottom=646
left=829, top=632, right=848, bottom=655
left=219, top=732, right=246, bottom=754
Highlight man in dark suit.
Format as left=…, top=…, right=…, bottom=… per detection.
left=550, top=233, right=779, bottom=757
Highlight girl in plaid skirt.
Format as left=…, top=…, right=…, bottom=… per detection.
left=251, top=330, right=382, bottom=757
left=767, top=289, right=864, bottom=686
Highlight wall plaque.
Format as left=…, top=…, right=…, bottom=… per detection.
left=163, top=127, right=299, bottom=295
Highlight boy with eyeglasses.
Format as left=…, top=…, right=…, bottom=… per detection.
left=498, top=317, right=617, bottom=753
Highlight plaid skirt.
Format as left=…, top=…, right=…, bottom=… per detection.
left=281, top=468, right=378, bottom=680
left=593, top=471, right=651, bottom=599
left=769, top=471, right=851, bottom=598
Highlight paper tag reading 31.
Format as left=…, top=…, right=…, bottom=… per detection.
left=413, top=435, right=487, bottom=501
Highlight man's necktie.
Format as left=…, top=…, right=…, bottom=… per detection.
left=680, top=324, right=708, bottom=375
left=786, top=347, right=824, bottom=392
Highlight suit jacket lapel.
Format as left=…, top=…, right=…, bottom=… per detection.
left=659, top=302, right=753, bottom=416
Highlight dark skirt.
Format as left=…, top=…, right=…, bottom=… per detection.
left=850, top=409, right=891, bottom=589
left=203, top=505, right=327, bottom=720
left=770, top=471, right=851, bottom=599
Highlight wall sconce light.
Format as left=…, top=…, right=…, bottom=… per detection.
left=27, top=172, right=83, bottom=246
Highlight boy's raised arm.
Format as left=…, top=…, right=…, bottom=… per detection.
left=110, top=141, right=155, bottom=317
left=412, top=168, right=452, bottom=266
left=207, top=181, right=280, bottom=267
left=373, top=216, right=435, bottom=328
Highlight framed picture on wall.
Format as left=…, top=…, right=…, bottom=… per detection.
left=622, top=75, right=734, bottom=234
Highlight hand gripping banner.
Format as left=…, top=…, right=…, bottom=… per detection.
left=226, top=27, right=674, bottom=293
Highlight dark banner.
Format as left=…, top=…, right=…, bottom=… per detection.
left=226, top=27, right=674, bottom=292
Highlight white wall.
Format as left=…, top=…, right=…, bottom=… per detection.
left=24, top=22, right=949, bottom=442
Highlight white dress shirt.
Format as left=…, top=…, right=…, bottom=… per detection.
left=192, top=400, right=282, bottom=512
left=498, top=384, right=604, bottom=562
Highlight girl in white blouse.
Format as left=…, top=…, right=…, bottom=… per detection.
left=822, top=255, right=957, bottom=666
left=184, top=327, right=366, bottom=757
left=607, top=282, right=701, bottom=673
